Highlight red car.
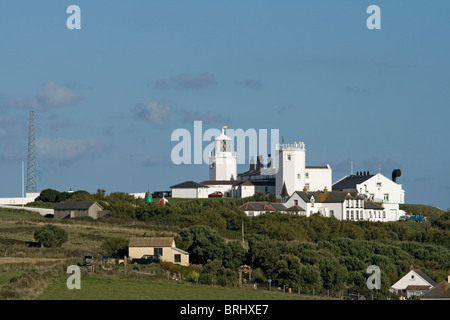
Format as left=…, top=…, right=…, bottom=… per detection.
left=208, top=191, right=223, bottom=198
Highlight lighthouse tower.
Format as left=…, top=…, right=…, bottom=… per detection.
left=209, top=127, right=237, bottom=181
left=275, top=141, right=306, bottom=198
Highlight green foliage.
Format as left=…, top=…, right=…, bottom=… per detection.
left=180, top=225, right=227, bottom=265
left=33, top=224, right=68, bottom=248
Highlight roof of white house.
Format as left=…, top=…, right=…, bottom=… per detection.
left=391, top=266, right=437, bottom=290
left=332, top=173, right=375, bottom=190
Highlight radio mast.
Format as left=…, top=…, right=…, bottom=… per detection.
left=26, top=110, right=36, bottom=193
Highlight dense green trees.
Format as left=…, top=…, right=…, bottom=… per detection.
left=29, top=189, right=449, bottom=296
left=33, top=224, right=68, bottom=248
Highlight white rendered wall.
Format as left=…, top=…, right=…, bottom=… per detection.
left=305, top=166, right=332, bottom=191
left=357, top=173, right=405, bottom=204
left=172, top=188, right=208, bottom=199
left=276, top=143, right=306, bottom=198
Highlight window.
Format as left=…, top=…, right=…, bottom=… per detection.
left=346, top=210, right=350, bottom=220
left=174, top=254, right=181, bottom=263
left=297, top=173, right=301, bottom=179
left=305, top=183, right=310, bottom=190
left=376, top=182, right=382, bottom=187
left=384, top=194, right=389, bottom=201
left=154, top=248, right=163, bottom=256
left=287, top=154, right=291, bottom=161
left=305, top=173, right=309, bottom=178
left=330, top=210, right=334, bottom=217
left=294, top=200, right=298, bottom=205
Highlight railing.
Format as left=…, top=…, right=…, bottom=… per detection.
left=276, top=142, right=305, bottom=150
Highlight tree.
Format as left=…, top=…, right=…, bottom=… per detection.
left=34, top=225, right=68, bottom=248
left=179, top=225, right=226, bottom=265
left=36, top=189, right=61, bottom=202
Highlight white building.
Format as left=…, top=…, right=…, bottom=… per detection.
left=170, top=181, right=209, bottom=199
left=0, top=192, right=40, bottom=205
left=209, top=127, right=237, bottom=181
left=332, top=171, right=405, bottom=220
left=390, top=265, right=437, bottom=299
left=283, top=190, right=391, bottom=221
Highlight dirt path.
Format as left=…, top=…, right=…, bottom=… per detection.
left=0, top=257, right=67, bottom=265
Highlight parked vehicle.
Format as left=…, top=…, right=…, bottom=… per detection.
left=409, top=214, right=426, bottom=222
left=208, top=191, right=223, bottom=198
left=100, top=255, right=124, bottom=266
left=131, top=254, right=161, bottom=265
left=398, top=215, right=410, bottom=222
left=84, top=254, right=96, bottom=266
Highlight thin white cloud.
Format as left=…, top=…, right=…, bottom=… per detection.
left=1, top=82, right=82, bottom=111
left=134, top=100, right=171, bottom=127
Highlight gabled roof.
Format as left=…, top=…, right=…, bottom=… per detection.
left=413, top=269, right=438, bottom=287
left=170, top=181, right=208, bottom=189
left=365, top=201, right=384, bottom=210
left=290, top=191, right=358, bottom=204
left=54, top=202, right=101, bottom=210
left=239, top=201, right=305, bottom=212
left=332, top=174, right=375, bottom=191
left=420, top=280, right=450, bottom=300
left=200, top=180, right=241, bottom=186
left=129, top=237, right=175, bottom=247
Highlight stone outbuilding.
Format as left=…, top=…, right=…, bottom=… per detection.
left=53, top=201, right=108, bottom=220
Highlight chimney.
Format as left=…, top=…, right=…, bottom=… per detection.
left=256, top=155, right=263, bottom=171
left=249, top=156, right=255, bottom=171
left=267, top=154, right=272, bottom=168
left=410, top=264, right=414, bottom=271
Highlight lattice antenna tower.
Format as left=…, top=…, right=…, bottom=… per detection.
left=26, top=110, right=36, bottom=193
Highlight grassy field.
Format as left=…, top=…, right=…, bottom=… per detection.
left=37, top=273, right=329, bottom=300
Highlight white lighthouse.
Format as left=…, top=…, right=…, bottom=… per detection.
left=209, top=126, right=237, bottom=181
left=275, top=142, right=306, bottom=198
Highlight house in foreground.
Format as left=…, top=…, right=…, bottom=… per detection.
left=390, top=265, right=437, bottom=299
left=128, top=237, right=189, bottom=266
left=420, top=272, right=450, bottom=300
left=53, top=201, right=108, bottom=220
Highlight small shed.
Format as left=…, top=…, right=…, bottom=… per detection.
left=128, top=237, right=189, bottom=266
left=53, top=202, right=108, bottom=220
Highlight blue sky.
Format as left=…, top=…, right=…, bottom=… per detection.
left=0, top=1, right=449, bottom=210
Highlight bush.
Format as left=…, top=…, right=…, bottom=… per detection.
left=34, top=225, right=68, bottom=248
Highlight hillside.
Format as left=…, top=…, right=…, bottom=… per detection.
left=0, top=193, right=449, bottom=300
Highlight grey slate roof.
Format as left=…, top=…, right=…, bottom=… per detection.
left=290, top=191, right=358, bottom=204
left=332, top=174, right=375, bottom=191
left=420, top=280, right=450, bottom=300
left=170, top=181, right=208, bottom=189
left=53, top=202, right=99, bottom=210
left=239, top=202, right=305, bottom=212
